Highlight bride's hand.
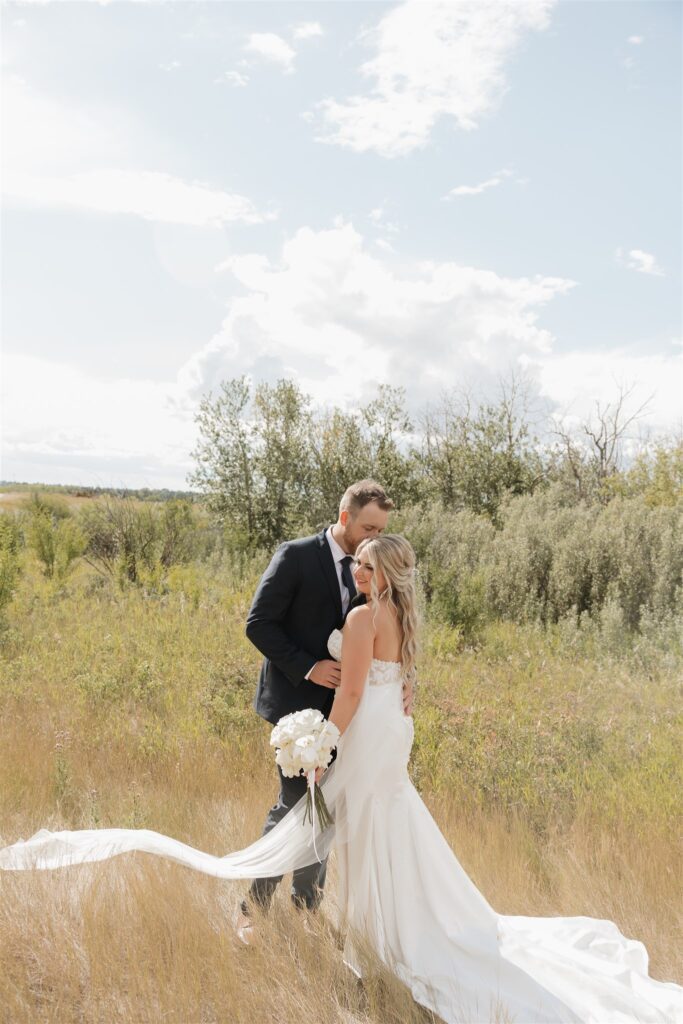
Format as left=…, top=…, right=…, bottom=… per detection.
left=314, top=765, right=326, bottom=784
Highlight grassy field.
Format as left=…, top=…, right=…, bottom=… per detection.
left=0, top=551, right=681, bottom=1023
left=0, top=491, right=88, bottom=513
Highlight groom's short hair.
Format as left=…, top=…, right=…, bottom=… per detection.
left=340, top=479, right=394, bottom=515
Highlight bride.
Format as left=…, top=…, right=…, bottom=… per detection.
left=1, top=534, right=682, bottom=1023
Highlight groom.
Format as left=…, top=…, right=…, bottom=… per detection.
left=237, top=479, right=407, bottom=936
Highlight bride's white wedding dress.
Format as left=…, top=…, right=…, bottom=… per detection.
left=1, top=627, right=681, bottom=1024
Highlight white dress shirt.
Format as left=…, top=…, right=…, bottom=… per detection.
left=325, top=526, right=354, bottom=616
left=305, top=527, right=353, bottom=680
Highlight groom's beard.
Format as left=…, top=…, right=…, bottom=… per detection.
left=339, top=525, right=355, bottom=554
left=340, top=523, right=364, bottom=555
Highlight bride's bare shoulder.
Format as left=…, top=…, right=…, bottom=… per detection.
left=345, top=605, right=375, bottom=634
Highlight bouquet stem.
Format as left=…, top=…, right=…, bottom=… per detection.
left=303, top=780, right=334, bottom=832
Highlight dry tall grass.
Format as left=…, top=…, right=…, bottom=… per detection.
left=0, top=491, right=96, bottom=513
left=0, top=555, right=681, bottom=1022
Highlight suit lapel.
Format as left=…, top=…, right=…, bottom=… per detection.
left=344, top=591, right=366, bottom=622
left=316, top=528, right=343, bottom=625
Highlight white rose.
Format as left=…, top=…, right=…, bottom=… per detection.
left=296, top=709, right=323, bottom=729
left=298, top=747, right=318, bottom=769
left=320, top=722, right=340, bottom=745
left=275, top=751, right=297, bottom=778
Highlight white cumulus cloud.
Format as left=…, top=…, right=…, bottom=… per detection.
left=312, top=0, right=556, bottom=157
left=176, top=219, right=576, bottom=411
left=6, top=222, right=680, bottom=488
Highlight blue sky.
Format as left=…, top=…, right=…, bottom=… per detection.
left=2, top=0, right=681, bottom=489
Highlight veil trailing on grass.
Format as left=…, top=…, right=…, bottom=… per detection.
left=0, top=676, right=385, bottom=877
left=0, top=762, right=340, bottom=876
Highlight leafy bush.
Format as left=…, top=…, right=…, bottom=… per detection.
left=400, top=487, right=682, bottom=640
left=398, top=502, right=495, bottom=641
left=21, top=493, right=85, bottom=583
left=587, top=497, right=683, bottom=630
left=80, top=496, right=198, bottom=587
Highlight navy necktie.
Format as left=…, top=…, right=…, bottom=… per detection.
left=340, top=555, right=357, bottom=602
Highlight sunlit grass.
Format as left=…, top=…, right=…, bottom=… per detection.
left=0, top=556, right=681, bottom=1020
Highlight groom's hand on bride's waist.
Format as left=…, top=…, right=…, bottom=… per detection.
left=402, top=679, right=415, bottom=716
left=307, top=659, right=342, bottom=689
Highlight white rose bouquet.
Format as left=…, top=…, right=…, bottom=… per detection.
left=270, top=709, right=339, bottom=854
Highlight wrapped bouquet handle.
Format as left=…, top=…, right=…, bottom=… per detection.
left=270, top=709, right=339, bottom=862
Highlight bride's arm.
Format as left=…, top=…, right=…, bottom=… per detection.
left=328, top=607, right=374, bottom=736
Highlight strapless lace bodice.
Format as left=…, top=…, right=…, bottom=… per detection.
left=327, top=628, right=403, bottom=687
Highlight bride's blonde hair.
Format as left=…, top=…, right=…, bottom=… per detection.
left=355, top=534, right=419, bottom=682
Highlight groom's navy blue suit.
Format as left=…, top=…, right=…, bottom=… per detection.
left=247, top=529, right=345, bottom=726
left=243, top=527, right=362, bottom=912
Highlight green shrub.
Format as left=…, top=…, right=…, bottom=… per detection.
left=398, top=503, right=495, bottom=640
left=27, top=513, right=86, bottom=582
left=402, top=488, right=682, bottom=640
left=80, top=496, right=198, bottom=587
left=0, top=516, right=21, bottom=620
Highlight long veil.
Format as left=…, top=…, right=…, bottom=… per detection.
left=0, top=682, right=383, bottom=877
left=0, top=763, right=340, bottom=877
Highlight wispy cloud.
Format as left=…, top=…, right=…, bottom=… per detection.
left=293, top=21, right=324, bottom=41
left=214, top=70, right=249, bottom=88
left=1, top=76, right=272, bottom=224
left=443, top=168, right=514, bottom=199
left=621, top=35, right=644, bottom=72
left=3, top=169, right=276, bottom=226
left=616, top=248, right=665, bottom=277
left=240, top=23, right=322, bottom=79
left=312, top=0, right=555, bottom=157
left=245, top=32, right=296, bottom=74
left=368, top=203, right=399, bottom=235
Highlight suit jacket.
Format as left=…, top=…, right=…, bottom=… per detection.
left=246, top=528, right=363, bottom=725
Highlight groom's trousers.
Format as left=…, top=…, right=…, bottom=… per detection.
left=241, top=764, right=328, bottom=914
